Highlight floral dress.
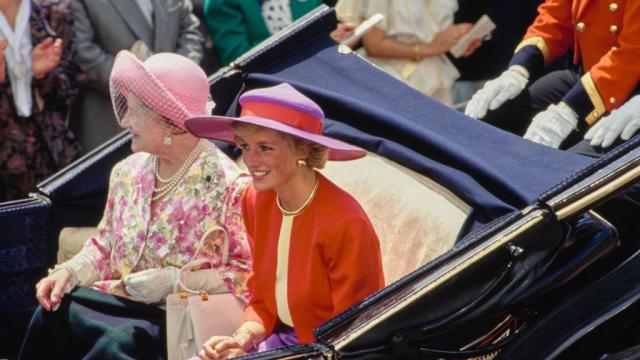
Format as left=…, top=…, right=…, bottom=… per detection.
left=78, top=142, right=252, bottom=301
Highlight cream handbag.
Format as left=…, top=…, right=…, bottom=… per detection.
left=166, top=228, right=245, bottom=360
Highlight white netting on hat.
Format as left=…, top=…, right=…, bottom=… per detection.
left=112, top=90, right=183, bottom=135
left=109, top=52, right=196, bottom=132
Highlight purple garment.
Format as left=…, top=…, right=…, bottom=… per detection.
left=256, top=325, right=299, bottom=351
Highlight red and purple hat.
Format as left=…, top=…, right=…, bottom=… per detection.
left=185, top=83, right=366, bottom=161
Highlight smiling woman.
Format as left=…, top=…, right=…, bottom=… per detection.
left=186, top=83, right=385, bottom=359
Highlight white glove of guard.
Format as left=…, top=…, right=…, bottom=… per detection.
left=123, top=267, right=180, bottom=304
left=465, top=65, right=530, bottom=119
left=584, top=95, right=640, bottom=148
left=524, top=102, right=578, bottom=148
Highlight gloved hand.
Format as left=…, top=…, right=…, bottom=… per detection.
left=584, top=95, right=640, bottom=148
left=181, top=268, right=228, bottom=295
left=465, top=65, right=529, bottom=119
left=123, top=267, right=180, bottom=304
left=524, top=102, right=578, bottom=148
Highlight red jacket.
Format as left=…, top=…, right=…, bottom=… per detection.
left=513, top=0, right=640, bottom=124
left=241, top=174, right=385, bottom=343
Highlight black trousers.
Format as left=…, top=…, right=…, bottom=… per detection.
left=482, top=69, right=587, bottom=149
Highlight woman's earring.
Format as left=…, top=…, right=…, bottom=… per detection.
left=163, top=136, right=172, bottom=146
left=296, top=159, right=307, bottom=167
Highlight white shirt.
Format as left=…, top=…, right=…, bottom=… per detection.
left=361, top=0, right=460, bottom=105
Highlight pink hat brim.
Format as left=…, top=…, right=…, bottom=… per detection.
left=185, top=115, right=366, bottom=161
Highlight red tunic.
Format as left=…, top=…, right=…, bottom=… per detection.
left=241, top=173, right=385, bottom=343
left=516, top=0, right=640, bottom=122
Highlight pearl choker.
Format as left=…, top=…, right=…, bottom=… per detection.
left=276, top=177, right=319, bottom=216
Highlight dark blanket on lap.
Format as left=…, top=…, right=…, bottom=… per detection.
left=19, top=286, right=166, bottom=360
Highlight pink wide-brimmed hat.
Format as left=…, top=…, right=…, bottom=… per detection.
left=109, top=50, right=210, bottom=131
left=185, top=83, right=366, bottom=161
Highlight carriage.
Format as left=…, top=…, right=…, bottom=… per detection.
left=3, top=6, right=640, bottom=359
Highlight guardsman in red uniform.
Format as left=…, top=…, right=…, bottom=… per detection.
left=465, top=0, right=640, bottom=149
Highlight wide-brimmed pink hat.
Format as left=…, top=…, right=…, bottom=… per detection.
left=185, top=83, right=366, bottom=161
left=109, top=50, right=210, bottom=131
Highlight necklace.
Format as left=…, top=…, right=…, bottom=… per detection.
left=276, top=177, right=319, bottom=216
left=152, top=140, right=206, bottom=201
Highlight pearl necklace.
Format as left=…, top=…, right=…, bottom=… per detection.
left=276, top=177, right=319, bottom=216
left=152, top=140, right=206, bottom=201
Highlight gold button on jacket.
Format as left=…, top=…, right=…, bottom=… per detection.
left=576, top=22, right=586, bottom=32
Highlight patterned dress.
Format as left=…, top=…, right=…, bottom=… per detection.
left=0, top=0, right=83, bottom=201
left=79, top=142, right=252, bottom=301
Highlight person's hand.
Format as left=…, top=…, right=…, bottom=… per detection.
left=31, top=37, right=63, bottom=80
left=182, top=268, right=228, bottom=294
left=35, top=268, right=74, bottom=311
left=524, top=102, right=578, bottom=148
left=130, top=40, right=153, bottom=61
left=461, top=38, right=482, bottom=58
left=330, top=22, right=356, bottom=44
left=465, top=65, right=529, bottom=119
left=122, top=267, right=179, bottom=304
left=199, top=335, right=247, bottom=360
left=430, top=23, right=473, bottom=55
left=584, top=95, right=640, bottom=148
left=0, top=39, right=8, bottom=83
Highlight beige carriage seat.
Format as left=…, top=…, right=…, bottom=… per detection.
left=57, top=227, right=98, bottom=264
left=320, top=152, right=470, bottom=285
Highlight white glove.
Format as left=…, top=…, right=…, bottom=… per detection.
left=181, top=268, right=229, bottom=295
left=524, top=102, right=578, bottom=148
left=584, top=95, right=640, bottom=148
left=63, top=252, right=100, bottom=287
left=465, top=65, right=530, bottom=119
left=123, top=267, right=180, bottom=304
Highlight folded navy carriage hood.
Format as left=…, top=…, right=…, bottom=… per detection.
left=208, top=6, right=593, bottom=239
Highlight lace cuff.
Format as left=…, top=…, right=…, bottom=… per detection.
left=57, top=252, right=100, bottom=287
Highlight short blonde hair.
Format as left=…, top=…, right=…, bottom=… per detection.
left=231, top=122, right=329, bottom=169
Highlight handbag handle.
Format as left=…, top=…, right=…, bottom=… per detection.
left=191, top=226, right=229, bottom=264
left=178, top=226, right=229, bottom=296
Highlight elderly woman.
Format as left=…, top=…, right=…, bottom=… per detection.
left=186, top=83, right=385, bottom=359
left=19, top=51, right=251, bottom=359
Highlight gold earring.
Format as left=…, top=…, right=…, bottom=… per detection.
left=296, top=159, right=307, bottom=167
